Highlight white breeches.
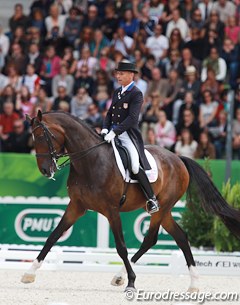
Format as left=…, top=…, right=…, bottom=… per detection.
left=118, top=131, right=140, bottom=174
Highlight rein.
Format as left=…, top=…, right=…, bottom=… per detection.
left=32, top=122, right=106, bottom=170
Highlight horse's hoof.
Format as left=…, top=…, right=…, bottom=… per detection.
left=21, top=273, right=36, bottom=284
left=111, top=276, right=125, bottom=286
left=124, top=286, right=137, bottom=293
left=187, top=287, right=199, bottom=293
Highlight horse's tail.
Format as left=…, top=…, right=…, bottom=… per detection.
left=180, top=156, right=240, bottom=239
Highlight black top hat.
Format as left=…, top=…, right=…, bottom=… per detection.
left=115, top=61, right=138, bottom=73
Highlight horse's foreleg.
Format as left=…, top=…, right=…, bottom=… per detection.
left=108, top=211, right=136, bottom=292
left=111, top=212, right=163, bottom=286
left=21, top=202, right=85, bottom=284
left=162, top=214, right=199, bottom=292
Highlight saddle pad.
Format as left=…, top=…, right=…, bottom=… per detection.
left=111, top=140, right=158, bottom=183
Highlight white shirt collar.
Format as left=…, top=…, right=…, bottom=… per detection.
left=121, top=81, right=134, bottom=94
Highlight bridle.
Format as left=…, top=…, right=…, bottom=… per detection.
left=32, top=121, right=106, bottom=171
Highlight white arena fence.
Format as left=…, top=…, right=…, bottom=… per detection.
left=0, top=244, right=240, bottom=276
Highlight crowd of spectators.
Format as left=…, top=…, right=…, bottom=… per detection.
left=1, top=0, right=240, bottom=159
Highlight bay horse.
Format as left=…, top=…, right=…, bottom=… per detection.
left=22, top=110, right=240, bottom=292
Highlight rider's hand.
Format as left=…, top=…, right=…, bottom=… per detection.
left=104, top=130, right=116, bottom=143
left=100, top=128, right=108, bottom=137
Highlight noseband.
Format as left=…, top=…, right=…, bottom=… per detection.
left=32, top=121, right=106, bottom=170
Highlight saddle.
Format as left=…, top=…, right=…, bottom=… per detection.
left=114, top=138, right=132, bottom=173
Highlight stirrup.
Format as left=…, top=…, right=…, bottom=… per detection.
left=146, top=198, right=160, bottom=215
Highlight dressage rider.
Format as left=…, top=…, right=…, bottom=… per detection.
left=101, top=61, right=159, bottom=214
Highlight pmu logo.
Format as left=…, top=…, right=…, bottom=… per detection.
left=15, top=209, right=73, bottom=242
left=133, top=211, right=182, bottom=246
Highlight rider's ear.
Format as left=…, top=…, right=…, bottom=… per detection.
left=25, top=114, right=32, bottom=123
left=37, top=110, right=42, bottom=122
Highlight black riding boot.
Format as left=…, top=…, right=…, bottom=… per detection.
left=134, top=167, right=160, bottom=214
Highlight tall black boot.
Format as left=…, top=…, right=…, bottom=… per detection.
left=134, top=167, right=160, bottom=214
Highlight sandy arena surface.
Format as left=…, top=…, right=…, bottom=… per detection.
left=0, top=270, right=239, bottom=305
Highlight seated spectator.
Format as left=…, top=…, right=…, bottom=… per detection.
left=141, top=91, right=161, bottom=141
left=22, top=64, right=41, bottom=96
left=145, top=127, right=158, bottom=145
left=202, top=29, right=221, bottom=58
left=166, top=8, right=190, bottom=41
left=89, top=29, right=110, bottom=59
left=202, top=10, right=225, bottom=46
left=0, top=102, right=20, bottom=141
left=26, top=43, right=43, bottom=75
left=76, top=47, right=97, bottom=77
left=32, top=87, right=52, bottom=115
left=208, top=110, right=227, bottom=159
left=61, top=46, right=78, bottom=75
left=225, top=15, right=240, bottom=45
left=45, top=25, right=69, bottom=56
left=177, top=47, right=201, bottom=78
left=9, top=3, right=29, bottom=34
left=55, top=0, right=73, bottom=15
left=162, top=49, right=181, bottom=77
left=63, top=7, right=82, bottom=47
left=194, top=131, right=216, bottom=159
left=201, top=68, right=221, bottom=101
left=177, top=91, right=199, bottom=125
left=74, top=65, right=95, bottom=96
left=5, top=43, right=27, bottom=75
left=45, top=4, right=67, bottom=38
left=189, top=8, right=205, bottom=31
left=185, top=28, right=205, bottom=61
left=0, top=85, right=16, bottom=112
left=52, top=64, right=74, bottom=98
left=179, top=65, right=201, bottom=101
left=82, top=5, right=102, bottom=30
left=176, top=108, right=201, bottom=141
left=168, top=28, right=185, bottom=53
left=52, top=85, right=71, bottom=111
left=85, top=103, right=103, bottom=131
left=141, top=54, right=156, bottom=81
left=1, top=118, right=32, bottom=153
left=146, top=24, right=169, bottom=64
left=198, top=0, right=214, bottom=21
left=119, top=9, right=139, bottom=38
left=71, top=87, right=93, bottom=119
left=132, top=30, right=148, bottom=57
left=161, top=0, right=180, bottom=27
left=110, top=27, right=134, bottom=59
left=134, top=70, right=148, bottom=97
left=5, top=65, right=22, bottom=92
left=220, top=38, right=238, bottom=89
left=16, top=85, right=36, bottom=116
left=212, top=0, right=236, bottom=23
left=77, top=26, right=93, bottom=51
left=155, top=110, right=176, bottom=149
left=0, top=24, right=10, bottom=70
left=101, top=5, right=119, bottom=41
left=92, top=69, right=112, bottom=111
left=92, top=47, right=115, bottom=78
left=11, top=26, right=27, bottom=50
left=30, top=7, right=46, bottom=35
left=40, top=45, right=61, bottom=96
left=199, top=90, right=219, bottom=128
left=149, top=0, right=165, bottom=20
left=27, top=26, right=44, bottom=49
left=139, top=5, right=158, bottom=37
left=175, top=128, right=198, bottom=158
left=201, top=47, right=227, bottom=82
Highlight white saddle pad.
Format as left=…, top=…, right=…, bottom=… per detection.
left=111, top=140, right=158, bottom=183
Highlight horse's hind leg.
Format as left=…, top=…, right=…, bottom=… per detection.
left=111, top=211, right=164, bottom=286
left=21, top=201, right=85, bottom=283
left=107, top=211, right=136, bottom=291
left=162, top=213, right=199, bottom=292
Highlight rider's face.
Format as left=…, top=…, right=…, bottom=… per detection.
left=116, top=71, right=134, bottom=87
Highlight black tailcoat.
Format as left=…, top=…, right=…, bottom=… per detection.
left=103, top=84, right=151, bottom=170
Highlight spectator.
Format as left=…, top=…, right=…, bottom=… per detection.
left=134, top=70, right=148, bottom=97
left=15, top=85, right=36, bottom=116
left=27, top=27, right=44, bottom=50
left=146, top=24, right=169, bottom=63
left=61, top=46, right=78, bottom=75
left=177, top=91, right=199, bottom=125
left=45, top=4, right=67, bottom=38
left=132, top=30, right=148, bottom=57
left=201, top=47, right=227, bottom=82
left=141, top=54, right=156, bottom=81
left=92, top=69, right=112, bottom=111
left=0, top=102, right=20, bottom=140
left=33, top=87, right=52, bottom=115
left=225, top=15, right=240, bottom=45
left=198, top=0, right=214, bottom=22
left=189, top=8, right=205, bottom=31
left=139, top=5, right=158, bottom=37
left=82, top=5, right=102, bottom=29
left=101, top=5, right=119, bottom=41
left=0, top=71, right=9, bottom=96
left=185, top=28, right=205, bottom=61
left=155, top=110, right=176, bottom=149
left=180, top=0, right=198, bottom=25
left=90, top=29, right=110, bottom=59
left=119, top=9, right=139, bottom=38
left=74, top=65, right=95, bottom=96
left=175, top=128, right=198, bottom=158
left=85, top=103, right=103, bottom=131
left=5, top=43, right=27, bottom=75
left=168, top=28, right=185, bottom=53
left=30, top=0, right=53, bottom=18
left=52, top=64, right=74, bottom=97
left=76, top=47, right=97, bottom=77
left=55, top=0, right=73, bottom=15
left=166, top=8, right=190, bottom=40
left=6, top=65, right=22, bottom=92
left=52, top=85, right=71, bottom=111
left=177, top=47, right=201, bottom=78
left=9, top=3, right=29, bottom=34
left=212, top=0, right=236, bottom=23
left=71, top=87, right=93, bottom=119
left=163, top=49, right=181, bottom=77
left=22, top=64, right=41, bottom=96
left=199, top=90, right=219, bottom=128
left=26, top=43, right=43, bottom=74
left=176, top=108, right=201, bottom=141
left=145, top=127, right=158, bottom=145
left=208, top=110, right=227, bottom=158
left=201, top=68, right=221, bottom=101
left=203, top=10, right=225, bottom=44
left=149, top=0, right=165, bottom=20
left=2, top=118, right=32, bottom=153
left=30, top=8, right=46, bottom=35
left=179, top=65, right=201, bottom=102
left=110, top=27, right=134, bottom=59
left=92, top=47, right=115, bottom=77
left=63, top=7, right=82, bottom=47
left=194, top=131, right=216, bottom=159
left=161, top=0, right=180, bottom=27
left=0, top=85, right=16, bottom=111
left=0, top=25, right=10, bottom=69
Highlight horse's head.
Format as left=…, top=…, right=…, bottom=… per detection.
left=27, top=110, right=65, bottom=179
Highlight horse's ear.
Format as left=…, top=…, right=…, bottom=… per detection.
left=25, top=114, right=32, bottom=123
left=37, top=110, right=42, bottom=121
